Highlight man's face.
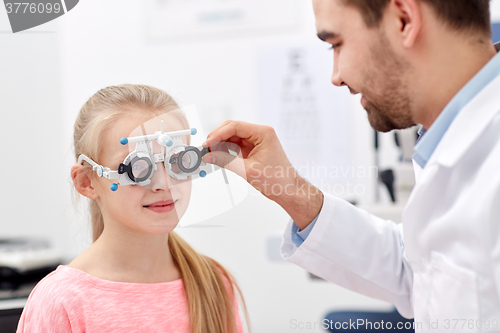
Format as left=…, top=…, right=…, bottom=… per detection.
left=313, top=0, right=416, bottom=132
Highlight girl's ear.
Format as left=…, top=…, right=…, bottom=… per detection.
left=71, top=164, right=99, bottom=200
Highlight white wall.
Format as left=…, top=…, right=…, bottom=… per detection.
left=493, top=0, right=500, bottom=22
left=0, top=14, right=73, bottom=253
left=2, top=1, right=500, bottom=332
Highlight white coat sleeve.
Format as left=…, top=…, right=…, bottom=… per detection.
left=490, top=171, right=500, bottom=305
left=281, top=192, right=414, bottom=318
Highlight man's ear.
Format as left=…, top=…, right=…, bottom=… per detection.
left=71, top=164, right=99, bottom=200
left=389, top=0, right=422, bottom=48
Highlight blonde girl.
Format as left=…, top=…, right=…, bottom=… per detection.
left=17, top=84, right=248, bottom=333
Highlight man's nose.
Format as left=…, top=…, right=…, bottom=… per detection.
left=331, top=52, right=346, bottom=87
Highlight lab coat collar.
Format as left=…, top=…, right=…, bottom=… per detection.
left=432, top=70, right=500, bottom=168
left=413, top=46, right=500, bottom=168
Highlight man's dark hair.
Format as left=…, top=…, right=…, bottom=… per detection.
left=342, top=0, right=491, bottom=36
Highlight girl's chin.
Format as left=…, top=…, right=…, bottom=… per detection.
left=145, top=221, right=180, bottom=233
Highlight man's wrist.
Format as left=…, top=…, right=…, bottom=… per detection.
left=272, top=176, right=324, bottom=230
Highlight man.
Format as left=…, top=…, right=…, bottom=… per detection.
left=202, top=0, right=500, bottom=330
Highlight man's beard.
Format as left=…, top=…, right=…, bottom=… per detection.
left=361, top=31, right=416, bottom=133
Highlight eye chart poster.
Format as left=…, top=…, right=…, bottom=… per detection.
left=256, top=41, right=355, bottom=191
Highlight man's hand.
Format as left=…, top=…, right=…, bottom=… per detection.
left=202, top=120, right=323, bottom=229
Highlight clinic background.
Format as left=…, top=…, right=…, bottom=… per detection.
left=2, top=1, right=500, bottom=332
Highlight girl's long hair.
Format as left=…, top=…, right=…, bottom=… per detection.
left=73, top=84, right=248, bottom=333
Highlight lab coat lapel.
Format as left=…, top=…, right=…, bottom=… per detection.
left=432, top=73, right=500, bottom=169
left=403, top=70, right=500, bottom=238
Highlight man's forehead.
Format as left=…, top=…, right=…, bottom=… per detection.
left=313, top=0, right=360, bottom=38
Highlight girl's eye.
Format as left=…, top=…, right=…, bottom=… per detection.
left=132, top=163, right=147, bottom=171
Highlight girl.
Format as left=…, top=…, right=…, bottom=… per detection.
left=17, top=84, right=248, bottom=333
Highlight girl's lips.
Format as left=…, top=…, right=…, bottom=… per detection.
left=144, top=199, right=174, bottom=207
left=144, top=200, right=177, bottom=213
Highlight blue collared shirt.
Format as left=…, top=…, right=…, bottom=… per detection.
left=292, top=48, right=500, bottom=247
left=291, top=215, right=318, bottom=246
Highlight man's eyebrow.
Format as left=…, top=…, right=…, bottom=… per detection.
left=317, top=31, right=340, bottom=42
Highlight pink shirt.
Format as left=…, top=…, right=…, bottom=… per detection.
left=17, top=265, right=243, bottom=333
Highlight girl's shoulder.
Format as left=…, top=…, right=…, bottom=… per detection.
left=20, top=265, right=91, bottom=317
left=17, top=266, right=79, bottom=332
left=28, top=265, right=81, bottom=300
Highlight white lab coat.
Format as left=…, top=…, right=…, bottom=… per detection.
left=281, top=72, right=500, bottom=331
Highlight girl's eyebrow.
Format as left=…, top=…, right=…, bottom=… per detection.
left=114, top=150, right=129, bottom=162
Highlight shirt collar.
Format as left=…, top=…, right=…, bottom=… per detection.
left=413, top=47, right=500, bottom=168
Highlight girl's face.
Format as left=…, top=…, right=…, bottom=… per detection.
left=93, top=112, right=192, bottom=235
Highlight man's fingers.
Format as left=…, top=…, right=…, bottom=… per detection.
left=203, top=151, right=247, bottom=180
left=208, top=141, right=241, bottom=157
left=203, top=121, right=271, bottom=148
left=203, top=142, right=241, bottom=167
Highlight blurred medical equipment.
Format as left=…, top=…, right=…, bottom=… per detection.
left=0, top=306, right=23, bottom=333
left=0, top=238, right=62, bottom=299
left=0, top=238, right=63, bottom=332
left=374, top=127, right=418, bottom=203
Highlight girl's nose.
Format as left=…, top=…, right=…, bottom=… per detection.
left=150, top=163, right=172, bottom=192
